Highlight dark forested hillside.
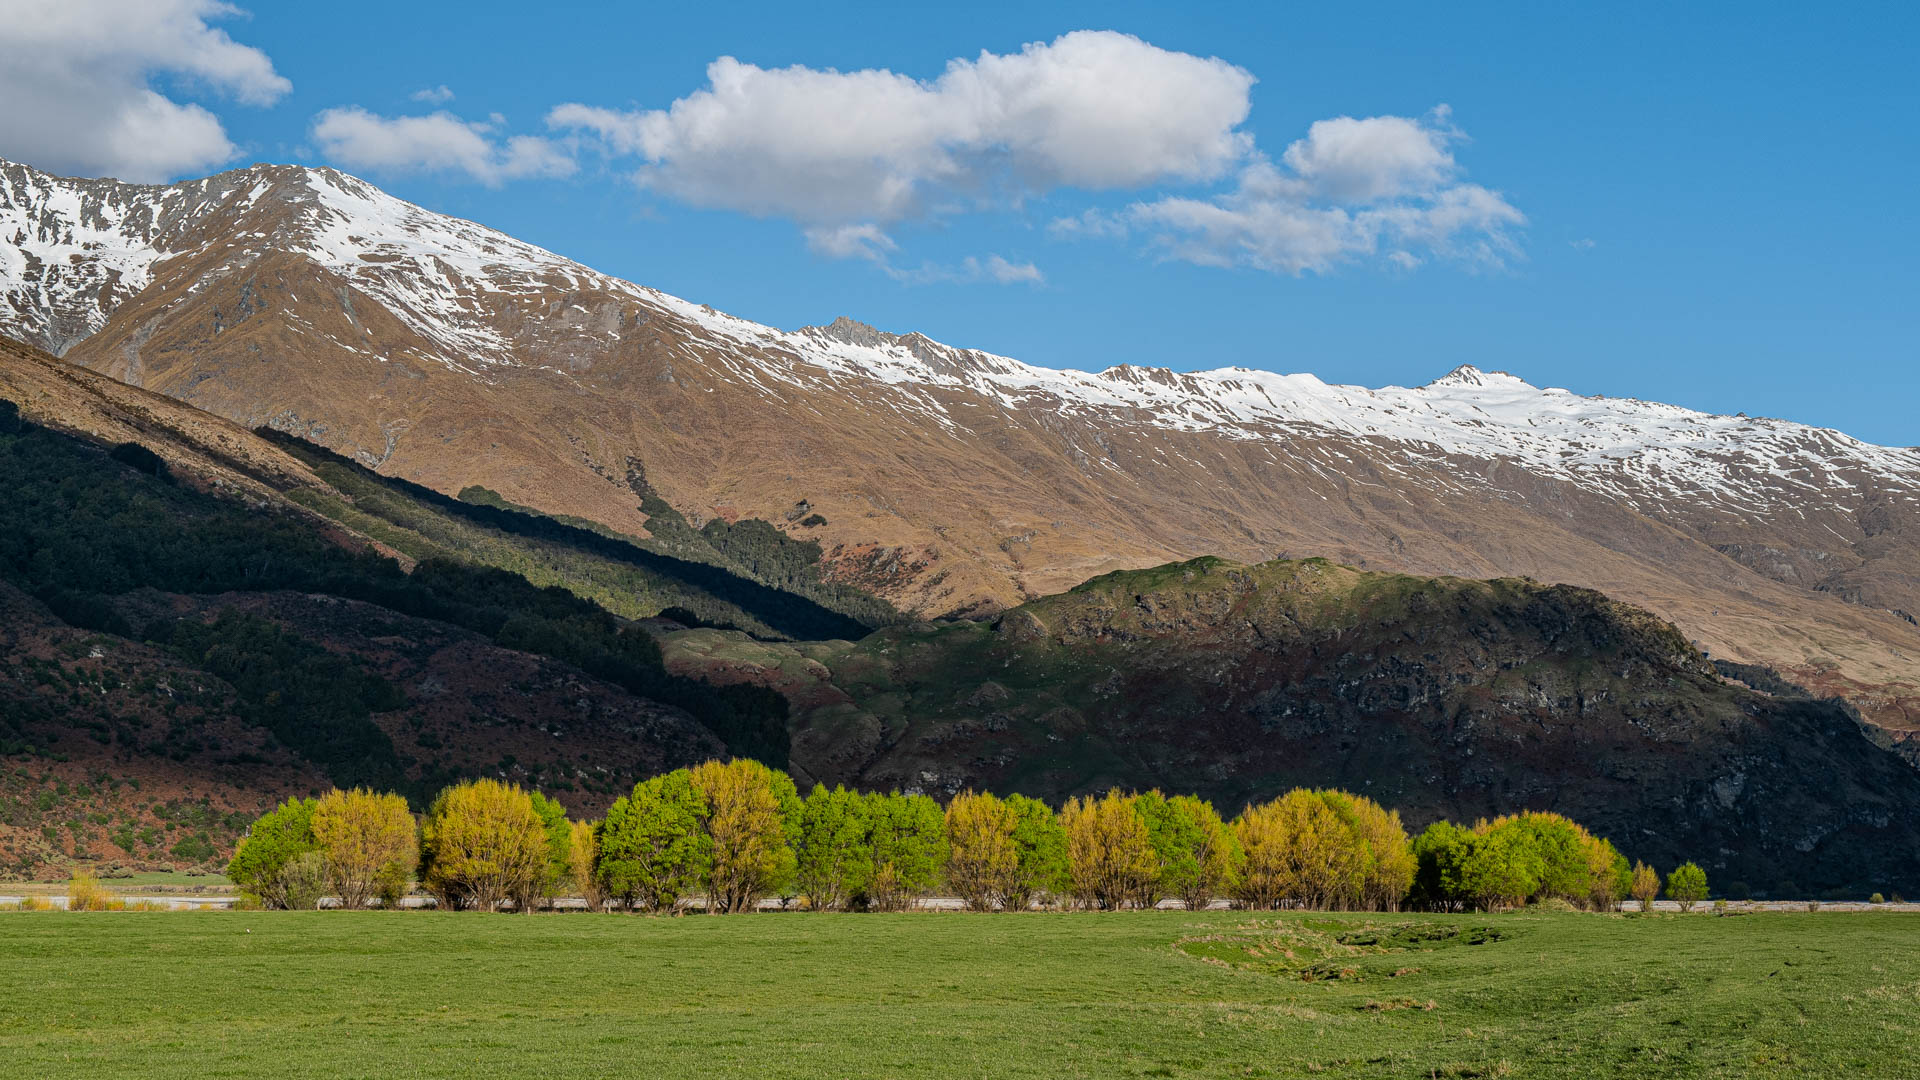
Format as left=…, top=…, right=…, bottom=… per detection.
left=0, top=400, right=788, bottom=765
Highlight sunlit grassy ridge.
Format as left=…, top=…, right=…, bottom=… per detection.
left=684, top=554, right=1745, bottom=800
left=266, top=433, right=892, bottom=640
left=3, top=909, right=1915, bottom=1078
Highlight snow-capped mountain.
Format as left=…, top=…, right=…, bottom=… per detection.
left=6, top=158, right=1913, bottom=519
left=2, top=157, right=1916, bottom=743
left=783, top=320, right=1920, bottom=518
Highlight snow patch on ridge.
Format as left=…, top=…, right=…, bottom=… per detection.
left=764, top=320, right=1919, bottom=513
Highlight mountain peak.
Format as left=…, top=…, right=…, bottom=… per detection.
left=1422, top=364, right=1534, bottom=391
left=806, top=316, right=896, bottom=349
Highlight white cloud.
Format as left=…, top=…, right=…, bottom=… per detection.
left=548, top=30, right=1253, bottom=236
left=1091, top=109, right=1525, bottom=274
left=802, top=225, right=1041, bottom=285
left=0, top=0, right=289, bottom=182
left=886, top=254, right=1045, bottom=286
left=1046, top=209, right=1130, bottom=240
left=410, top=85, right=455, bottom=104
left=978, top=255, right=1044, bottom=285
left=1280, top=108, right=1461, bottom=202
left=310, top=107, right=575, bottom=186
left=545, top=32, right=1520, bottom=277
left=804, top=224, right=897, bottom=262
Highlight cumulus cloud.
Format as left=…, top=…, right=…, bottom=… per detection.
left=549, top=31, right=1253, bottom=232
left=410, top=85, right=455, bottom=104
left=1090, top=108, right=1525, bottom=274
left=0, top=0, right=289, bottom=182
left=1281, top=109, right=1462, bottom=202
left=310, top=107, right=575, bottom=186
left=545, top=32, right=1518, bottom=276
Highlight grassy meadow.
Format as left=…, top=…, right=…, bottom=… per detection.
left=5, top=870, right=234, bottom=895
left=3, top=909, right=1918, bottom=1079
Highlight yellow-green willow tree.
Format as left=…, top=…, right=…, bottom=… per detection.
left=1233, top=789, right=1413, bottom=911
left=689, top=759, right=799, bottom=913
left=1253, top=789, right=1360, bottom=909
left=1582, top=830, right=1631, bottom=911
left=596, top=769, right=712, bottom=914
left=419, top=779, right=548, bottom=912
left=1630, top=861, right=1661, bottom=907
left=1233, top=797, right=1291, bottom=909
left=569, top=819, right=601, bottom=911
left=311, top=787, right=416, bottom=910
left=1061, top=789, right=1157, bottom=909
left=945, top=790, right=1020, bottom=910
left=1320, top=790, right=1415, bottom=912
left=1469, top=811, right=1631, bottom=910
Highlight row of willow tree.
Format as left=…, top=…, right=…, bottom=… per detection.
left=227, top=759, right=1703, bottom=912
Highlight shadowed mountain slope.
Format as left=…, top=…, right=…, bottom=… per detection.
left=0, top=337, right=920, bottom=876
left=663, top=556, right=1920, bottom=897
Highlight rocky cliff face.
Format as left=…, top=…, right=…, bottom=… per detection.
left=663, top=557, right=1920, bottom=897
left=2, top=157, right=1916, bottom=753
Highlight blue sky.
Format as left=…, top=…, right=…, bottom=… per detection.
left=5, top=1, right=1916, bottom=445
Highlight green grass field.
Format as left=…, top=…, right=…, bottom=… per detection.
left=7, top=870, right=234, bottom=895
left=2, top=909, right=1916, bottom=1079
